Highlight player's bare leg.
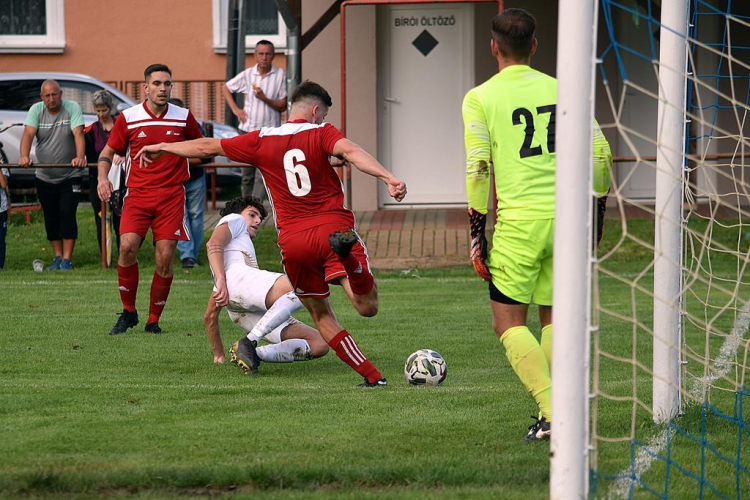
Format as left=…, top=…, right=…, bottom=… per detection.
left=329, top=229, right=378, bottom=317
left=300, top=296, right=386, bottom=386
left=338, top=276, right=378, bottom=317
left=109, top=232, right=144, bottom=335
left=145, top=239, right=177, bottom=333
left=492, top=301, right=551, bottom=441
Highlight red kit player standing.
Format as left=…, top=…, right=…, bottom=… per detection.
left=97, top=64, right=204, bottom=335
left=137, top=81, right=407, bottom=386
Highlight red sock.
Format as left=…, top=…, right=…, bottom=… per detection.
left=117, top=263, right=139, bottom=313
left=147, top=272, right=173, bottom=324
left=328, top=330, right=382, bottom=383
left=339, top=252, right=374, bottom=295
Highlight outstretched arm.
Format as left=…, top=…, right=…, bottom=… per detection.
left=332, top=138, right=406, bottom=202
left=203, top=296, right=225, bottom=363
left=135, top=138, right=226, bottom=167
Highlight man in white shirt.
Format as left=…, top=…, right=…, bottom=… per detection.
left=223, top=40, right=287, bottom=200
left=204, top=196, right=328, bottom=373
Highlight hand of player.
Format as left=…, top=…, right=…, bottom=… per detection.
left=212, top=282, right=229, bottom=307
left=387, top=179, right=407, bottom=202
left=18, top=156, right=33, bottom=168
left=113, top=154, right=125, bottom=165
left=468, top=208, right=492, bottom=282
left=213, top=354, right=226, bottom=364
left=134, top=144, right=164, bottom=167
left=97, top=179, right=113, bottom=203
left=71, top=156, right=87, bottom=168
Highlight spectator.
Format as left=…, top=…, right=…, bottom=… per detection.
left=85, top=90, right=124, bottom=251
left=168, top=97, right=207, bottom=268
left=0, top=166, right=8, bottom=270
left=223, top=39, right=286, bottom=200
left=19, top=80, right=86, bottom=271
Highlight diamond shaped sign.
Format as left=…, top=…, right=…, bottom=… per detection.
left=412, top=30, right=438, bottom=57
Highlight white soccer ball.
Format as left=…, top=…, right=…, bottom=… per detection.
left=404, top=349, right=447, bottom=386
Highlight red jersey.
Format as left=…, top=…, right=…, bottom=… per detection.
left=221, top=120, right=351, bottom=234
left=108, top=102, right=203, bottom=188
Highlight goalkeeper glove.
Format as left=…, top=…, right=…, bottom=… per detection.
left=468, top=208, right=492, bottom=282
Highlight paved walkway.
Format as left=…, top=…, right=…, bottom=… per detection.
left=205, top=207, right=482, bottom=270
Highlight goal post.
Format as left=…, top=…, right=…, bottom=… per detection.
left=653, top=0, right=689, bottom=424
left=550, top=0, right=597, bottom=498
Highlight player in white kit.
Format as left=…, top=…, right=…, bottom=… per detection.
left=203, top=196, right=328, bottom=372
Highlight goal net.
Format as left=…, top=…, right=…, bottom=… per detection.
left=589, top=0, right=750, bottom=498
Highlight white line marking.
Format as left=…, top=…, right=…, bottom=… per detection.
left=607, top=300, right=750, bottom=499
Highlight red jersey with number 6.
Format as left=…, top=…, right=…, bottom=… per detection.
left=107, top=102, right=204, bottom=188
left=220, top=120, right=351, bottom=235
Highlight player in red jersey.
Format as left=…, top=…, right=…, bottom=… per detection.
left=136, top=81, right=407, bottom=386
left=97, top=64, right=204, bottom=335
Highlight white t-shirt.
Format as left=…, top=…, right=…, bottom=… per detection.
left=215, top=213, right=258, bottom=270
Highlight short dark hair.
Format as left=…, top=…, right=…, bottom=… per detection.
left=220, top=196, right=267, bottom=220
left=291, top=80, right=332, bottom=108
left=255, top=39, right=275, bottom=52
left=144, top=64, right=172, bottom=81
left=168, top=97, right=185, bottom=107
left=492, top=9, right=536, bottom=60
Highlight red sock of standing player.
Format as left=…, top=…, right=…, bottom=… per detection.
left=338, top=253, right=374, bottom=295
left=328, top=330, right=382, bottom=382
left=147, top=272, right=173, bottom=324
left=117, top=263, right=139, bottom=313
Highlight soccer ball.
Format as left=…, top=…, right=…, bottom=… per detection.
left=404, top=349, right=447, bottom=386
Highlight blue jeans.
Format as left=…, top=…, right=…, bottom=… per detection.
left=177, top=175, right=206, bottom=262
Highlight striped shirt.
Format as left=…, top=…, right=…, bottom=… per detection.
left=226, top=64, right=287, bottom=132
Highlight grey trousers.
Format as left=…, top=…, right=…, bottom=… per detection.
left=241, top=167, right=267, bottom=200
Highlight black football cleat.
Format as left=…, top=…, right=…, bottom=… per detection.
left=329, top=230, right=358, bottom=258
left=230, top=337, right=261, bottom=375
left=109, top=310, right=138, bottom=335
left=144, top=322, right=162, bottom=334
left=357, top=377, right=387, bottom=387
left=523, top=416, right=551, bottom=443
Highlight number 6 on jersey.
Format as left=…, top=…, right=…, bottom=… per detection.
left=284, top=148, right=311, bottom=196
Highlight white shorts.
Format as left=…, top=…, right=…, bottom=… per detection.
left=221, top=264, right=293, bottom=344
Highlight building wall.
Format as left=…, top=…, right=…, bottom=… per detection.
left=0, top=1, right=286, bottom=81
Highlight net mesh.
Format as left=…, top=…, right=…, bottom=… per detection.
left=593, top=1, right=750, bottom=497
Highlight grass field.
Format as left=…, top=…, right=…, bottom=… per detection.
left=0, top=209, right=748, bottom=499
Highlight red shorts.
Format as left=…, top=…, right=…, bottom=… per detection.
left=278, top=223, right=371, bottom=298
left=119, top=185, right=189, bottom=242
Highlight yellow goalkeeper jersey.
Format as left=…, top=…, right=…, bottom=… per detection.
left=463, top=64, right=611, bottom=220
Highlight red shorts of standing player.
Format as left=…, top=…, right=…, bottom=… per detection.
left=96, top=63, right=204, bottom=336
left=136, top=81, right=407, bottom=386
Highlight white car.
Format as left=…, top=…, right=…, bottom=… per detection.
left=0, top=72, right=241, bottom=187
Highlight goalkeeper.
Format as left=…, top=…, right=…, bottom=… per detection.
left=462, top=9, right=612, bottom=442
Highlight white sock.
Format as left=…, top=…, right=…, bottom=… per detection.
left=256, top=339, right=312, bottom=363
left=246, top=291, right=303, bottom=342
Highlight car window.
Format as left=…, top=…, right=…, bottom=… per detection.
left=0, top=80, right=45, bottom=111
left=0, top=79, right=129, bottom=114
left=57, top=80, right=129, bottom=114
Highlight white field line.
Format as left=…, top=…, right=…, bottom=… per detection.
left=606, top=300, right=750, bottom=499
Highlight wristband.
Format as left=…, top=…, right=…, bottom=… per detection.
left=98, top=156, right=113, bottom=165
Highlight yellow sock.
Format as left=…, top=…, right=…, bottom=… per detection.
left=501, top=326, right=552, bottom=420
left=541, top=324, right=553, bottom=370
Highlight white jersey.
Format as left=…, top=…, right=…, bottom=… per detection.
left=216, top=213, right=259, bottom=270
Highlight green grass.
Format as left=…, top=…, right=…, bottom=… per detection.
left=0, top=211, right=748, bottom=498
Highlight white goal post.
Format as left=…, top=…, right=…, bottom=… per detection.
left=552, top=0, right=690, bottom=498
